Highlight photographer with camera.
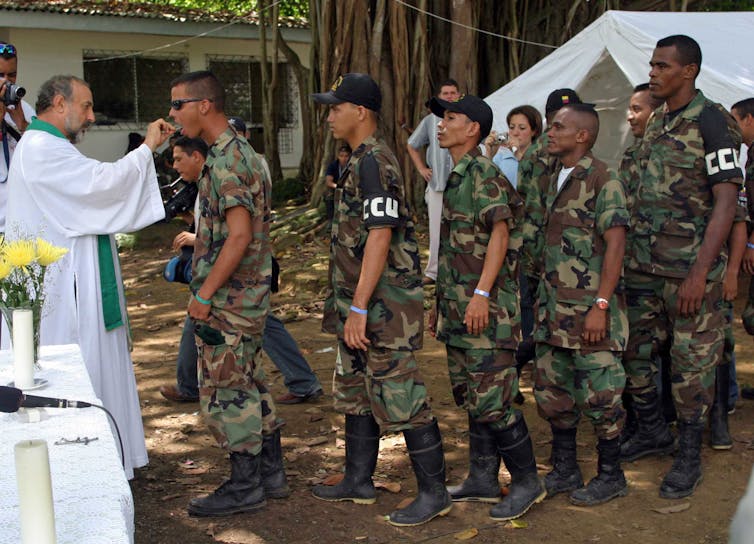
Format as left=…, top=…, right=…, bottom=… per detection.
left=0, top=42, right=34, bottom=233
left=483, top=105, right=542, bottom=187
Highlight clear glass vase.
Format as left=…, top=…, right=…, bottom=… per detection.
left=0, top=303, right=42, bottom=370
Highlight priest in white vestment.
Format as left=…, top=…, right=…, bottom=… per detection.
left=6, top=75, right=174, bottom=479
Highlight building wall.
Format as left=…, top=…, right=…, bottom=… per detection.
left=3, top=23, right=310, bottom=168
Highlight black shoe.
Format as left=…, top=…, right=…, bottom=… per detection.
left=570, top=438, right=627, bottom=506
left=447, top=414, right=501, bottom=503
left=312, top=414, right=380, bottom=504
left=275, top=389, right=323, bottom=405
left=188, top=452, right=266, bottom=517
left=741, top=387, right=754, bottom=400
left=489, top=412, right=546, bottom=521
left=710, top=364, right=732, bottom=450
left=660, top=420, right=703, bottom=499
left=388, top=420, right=453, bottom=527
left=620, top=391, right=637, bottom=446
left=621, top=390, right=675, bottom=462
left=544, top=426, right=584, bottom=497
left=261, top=429, right=290, bottom=498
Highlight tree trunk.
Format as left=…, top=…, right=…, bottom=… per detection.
left=259, top=0, right=282, bottom=183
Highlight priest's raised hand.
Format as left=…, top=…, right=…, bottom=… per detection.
left=144, top=118, right=176, bottom=151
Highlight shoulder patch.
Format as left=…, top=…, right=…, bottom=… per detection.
left=699, top=104, right=742, bottom=183
left=359, top=152, right=400, bottom=229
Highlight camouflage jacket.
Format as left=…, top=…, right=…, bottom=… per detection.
left=436, top=148, right=524, bottom=350
left=533, top=153, right=630, bottom=352
left=322, top=134, right=423, bottom=351
left=619, top=140, right=641, bottom=212
left=624, top=90, right=743, bottom=281
left=519, top=133, right=557, bottom=278
left=191, top=127, right=271, bottom=336
left=745, top=145, right=754, bottom=234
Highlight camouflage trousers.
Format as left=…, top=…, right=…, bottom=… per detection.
left=534, top=344, right=625, bottom=440
left=446, top=345, right=518, bottom=430
left=624, top=271, right=724, bottom=422
left=332, top=340, right=433, bottom=432
left=196, top=324, right=280, bottom=455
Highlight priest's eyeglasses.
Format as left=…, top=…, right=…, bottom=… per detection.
left=170, top=98, right=213, bottom=110
left=0, top=43, right=16, bottom=56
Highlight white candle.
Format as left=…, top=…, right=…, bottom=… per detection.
left=14, top=439, right=57, bottom=543
left=13, top=309, right=34, bottom=390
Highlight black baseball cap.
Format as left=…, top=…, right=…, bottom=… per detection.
left=228, top=116, right=247, bottom=134
left=545, top=88, right=592, bottom=114
left=429, top=95, right=493, bottom=141
left=311, top=73, right=382, bottom=112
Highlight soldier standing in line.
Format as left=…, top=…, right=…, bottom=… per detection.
left=429, top=94, right=545, bottom=521
left=310, top=73, right=451, bottom=527
left=621, top=35, right=743, bottom=499
left=531, top=104, right=630, bottom=506
left=169, top=71, right=287, bottom=517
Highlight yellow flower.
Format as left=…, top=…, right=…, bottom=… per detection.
left=0, top=259, right=12, bottom=280
left=36, top=238, right=68, bottom=266
left=4, top=240, right=36, bottom=268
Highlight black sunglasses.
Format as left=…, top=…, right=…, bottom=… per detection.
left=170, top=97, right=213, bottom=110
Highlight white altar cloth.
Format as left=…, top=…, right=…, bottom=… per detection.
left=0, top=344, right=134, bottom=544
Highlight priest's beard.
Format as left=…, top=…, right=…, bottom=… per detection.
left=64, top=113, right=93, bottom=144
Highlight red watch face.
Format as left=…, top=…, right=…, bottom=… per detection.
left=596, top=300, right=609, bottom=310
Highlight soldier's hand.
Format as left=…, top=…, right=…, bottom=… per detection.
left=464, top=294, right=489, bottom=335
left=419, top=166, right=433, bottom=183
left=582, top=307, right=607, bottom=344
left=677, top=271, right=705, bottom=317
left=172, top=231, right=196, bottom=251
left=744, top=248, right=754, bottom=275
left=144, top=118, right=176, bottom=151
left=723, top=271, right=739, bottom=302
left=344, top=311, right=370, bottom=351
left=188, top=296, right=211, bottom=321
left=428, top=306, right=438, bottom=337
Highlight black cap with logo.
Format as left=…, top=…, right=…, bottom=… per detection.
left=545, top=88, right=586, bottom=114
left=429, top=95, right=493, bottom=141
left=311, top=73, right=382, bottom=112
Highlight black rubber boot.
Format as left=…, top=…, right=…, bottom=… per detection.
left=489, top=413, right=546, bottom=521
left=312, top=414, right=380, bottom=504
left=570, top=438, right=628, bottom=506
left=544, top=426, right=584, bottom=497
left=388, top=420, right=452, bottom=526
left=620, top=390, right=676, bottom=462
left=659, top=420, right=703, bottom=499
left=709, top=364, right=732, bottom=450
left=188, top=452, right=266, bottom=517
left=261, top=429, right=290, bottom=498
left=447, top=414, right=502, bottom=503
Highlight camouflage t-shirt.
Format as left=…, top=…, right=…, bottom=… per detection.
left=625, top=90, right=743, bottom=281
left=436, top=149, right=523, bottom=350
left=533, top=153, right=630, bottom=352
left=322, top=134, right=423, bottom=351
left=745, top=145, right=754, bottom=235
left=191, top=127, right=272, bottom=336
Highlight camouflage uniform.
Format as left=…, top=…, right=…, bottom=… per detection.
left=531, top=153, right=629, bottom=440
left=622, top=91, right=743, bottom=422
left=742, top=146, right=754, bottom=334
left=323, top=134, right=432, bottom=432
left=191, top=127, right=277, bottom=456
left=435, top=148, right=524, bottom=430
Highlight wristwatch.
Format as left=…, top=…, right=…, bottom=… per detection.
left=594, top=297, right=609, bottom=311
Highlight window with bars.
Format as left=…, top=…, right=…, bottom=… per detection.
left=83, top=51, right=188, bottom=125
left=207, top=56, right=298, bottom=129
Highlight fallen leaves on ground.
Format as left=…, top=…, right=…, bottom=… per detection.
left=322, top=473, right=345, bottom=486
left=374, top=481, right=401, bottom=493
left=454, top=527, right=479, bottom=540
left=652, top=502, right=690, bottom=514
left=304, top=436, right=329, bottom=446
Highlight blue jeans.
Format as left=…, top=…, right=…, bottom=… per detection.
left=176, top=314, right=321, bottom=398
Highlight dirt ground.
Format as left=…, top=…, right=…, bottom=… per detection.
left=123, top=222, right=754, bottom=544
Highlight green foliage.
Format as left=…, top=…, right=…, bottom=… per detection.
left=272, top=177, right=308, bottom=207
left=131, top=0, right=309, bottom=18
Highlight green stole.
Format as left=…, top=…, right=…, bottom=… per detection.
left=27, top=118, right=123, bottom=330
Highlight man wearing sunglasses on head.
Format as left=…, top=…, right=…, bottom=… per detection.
left=0, top=42, right=35, bottom=233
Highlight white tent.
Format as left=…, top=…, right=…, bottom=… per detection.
left=485, top=10, right=754, bottom=166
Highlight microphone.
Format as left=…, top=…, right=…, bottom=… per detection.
left=0, top=385, right=92, bottom=413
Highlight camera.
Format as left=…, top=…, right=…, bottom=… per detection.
left=2, top=83, right=25, bottom=106
left=495, top=132, right=508, bottom=144
left=162, top=178, right=198, bottom=223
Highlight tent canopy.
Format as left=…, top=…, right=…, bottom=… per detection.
left=485, top=10, right=754, bottom=166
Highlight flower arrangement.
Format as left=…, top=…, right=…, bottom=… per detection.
left=0, top=236, right=68, bottom=363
